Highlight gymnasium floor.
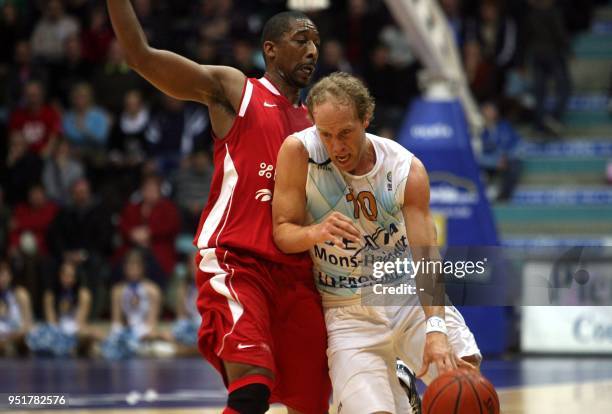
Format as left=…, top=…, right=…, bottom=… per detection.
left=2, top=357, right=612, bottom=413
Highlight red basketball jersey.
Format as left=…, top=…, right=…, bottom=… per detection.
left=194, top=77, right=312, bottom=266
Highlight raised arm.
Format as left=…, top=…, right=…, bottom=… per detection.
left=402, top=157, right=472, bottom=376
left=106, top=0, right=245, bottom=135
left=272, top=137, right=360, bottom=253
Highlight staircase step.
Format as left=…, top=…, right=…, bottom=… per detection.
left=494, top=205, right=612, bottom=235
left=570, top=59, right=611, bottom=92
left=511, top=187, right=612, bottom=205
left=501, top=236, right=612, bottom=248
left=573, top=33, right=612, bottom=58
left=518, top=140, right=612, bottom=157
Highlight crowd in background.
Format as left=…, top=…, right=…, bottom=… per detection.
left=0, top=0, right=605, bottom=357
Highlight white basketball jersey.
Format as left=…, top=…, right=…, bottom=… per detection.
left=294, top=126, right=414, bottom=306
left=121, top=282, right=151, bottom=338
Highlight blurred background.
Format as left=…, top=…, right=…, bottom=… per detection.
left=1, top=0, right=612, bottom=412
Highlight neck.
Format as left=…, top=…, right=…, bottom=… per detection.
left=351, top=138, right=376, bottom=175
left=264, top=71, right=300, bottom=105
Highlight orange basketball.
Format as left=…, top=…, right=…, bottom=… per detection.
left=422, top=369, right=500, bottom=414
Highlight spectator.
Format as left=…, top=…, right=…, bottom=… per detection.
left=42, top=138, right=85, bottom=204
left=80, top=6, right=114, bottom=65
left=168, top=250, right=200, bottom=355
left=464, top=0, right=518, bottom=97
left=0, top=187, right=9, bottom=257
left=171, top=148, right=213, bottom=232
left=314, top=39, right=353, bottom=81
left=464, top=39, right=499, bottom=102
left=30, top=0, right=79, bottom=64
left=27, top=260, right=97, bottom=357
left=108, top=89, right=150, bottom=167
left=340, top=0, right=385, bottom=72
left=3, top=40, right=48, bottom=109
left=49, top=34, right=92, bottom=107
left=441, top=0, right=466, bottom=48
left=101, top=248, right=161, bottom=360
left=228, top=39, right=262, bottom=78
left=118, top=174, right=180, bottom=278
left=9, top=184, right=58, bottom=257
left=62, top=82, right=110, bottom=155
left=7, top=183, right=57, bottom=316
left=0, top=259, right=33, bottom=357
left=145, top=94, right=209, bottom=173
left=523, top=0, right=571, bottom=135
left=8, top=80, right=61, bottom=157
left=93, top=39, right=148, bottom=115
left=47, top=178, right=114, bottom=316
left=0, top=1, right=26, bottom=71
left=4, top=132, right=43, bottom=205
left=478, top=102, right=522, bottom=201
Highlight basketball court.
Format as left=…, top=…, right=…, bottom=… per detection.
left=2, top=356, right=612, bottom=413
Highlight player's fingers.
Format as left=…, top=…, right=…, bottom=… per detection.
left=456, top=356, right=476, bottom=371
left=333, top=222, right=361, bottom=242
left=416, top=357, right=430, bottom=378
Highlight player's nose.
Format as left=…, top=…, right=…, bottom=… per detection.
left=305, top=40, right=318, bottom=61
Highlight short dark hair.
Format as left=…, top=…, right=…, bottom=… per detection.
left=261, top=11, right=310, bottom=47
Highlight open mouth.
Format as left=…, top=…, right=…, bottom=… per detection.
left=336, top=154, right=350, bottom=165
left=298, top=65, right=315, bottom=76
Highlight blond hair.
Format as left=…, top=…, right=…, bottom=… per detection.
left=306, top=72, right=375, bottom=122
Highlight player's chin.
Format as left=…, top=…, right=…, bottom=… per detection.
left=292, top=73, right=312, bottom=88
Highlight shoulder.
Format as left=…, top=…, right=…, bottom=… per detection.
left=404, top=156, right=430, bottom=208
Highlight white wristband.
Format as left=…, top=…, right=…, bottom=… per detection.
left=425, top=316, right=448, bottom=335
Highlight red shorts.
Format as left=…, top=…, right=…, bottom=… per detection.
left=195, top=247, right=331, bottom=414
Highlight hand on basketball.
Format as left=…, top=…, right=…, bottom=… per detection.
left=307, top=212, right=361, bottom=247
left=417, top=332, right=475, bottom=378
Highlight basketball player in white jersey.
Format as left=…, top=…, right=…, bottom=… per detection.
left=272, top=73, right=481, bottom=414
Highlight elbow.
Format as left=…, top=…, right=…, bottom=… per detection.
left=272, top=227, right=292, bottom=254
left=123, top=46, right=152, bottom=71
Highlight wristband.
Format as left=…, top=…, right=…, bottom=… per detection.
left=425, top=316, right=448, bottom=335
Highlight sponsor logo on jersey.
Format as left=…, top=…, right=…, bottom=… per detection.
left=258, top=162, right=274, bottom=179
left=263, top=101, right=277, bottom=108
left=255, top=189, right=272, bottom=202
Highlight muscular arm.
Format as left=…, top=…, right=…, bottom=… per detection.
left=106, top=0, right=245, bottom=136
left=272, top=137, right=360, bottom=253
left=401, top=157, right=445, bottom=321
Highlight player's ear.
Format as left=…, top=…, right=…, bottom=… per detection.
left=263, top=41, right=276, bottom=62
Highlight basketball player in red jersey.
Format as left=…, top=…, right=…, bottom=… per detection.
left=107, top=2, right=328, bottom=413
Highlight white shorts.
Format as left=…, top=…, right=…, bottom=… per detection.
left=325, top=304, right=481, bottom=414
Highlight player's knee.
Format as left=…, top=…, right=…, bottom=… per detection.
left=227, top=382, right=271, bottom=414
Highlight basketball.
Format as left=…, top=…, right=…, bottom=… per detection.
left=422, top=369, right=500, bottom=414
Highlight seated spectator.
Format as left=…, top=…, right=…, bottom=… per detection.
left=524, top=0, right=571, bottom=136
left=145, top=94, right=209, bottom=174
left=168, top=250, right=199, bottom=355
left=27, top=260, right=97, bottom=357
left=108, top=89, right=150, bottom=167
left=101, top=249, right=161, bottom=360
left=3, top=40, right=49, bottom=110
left=80, top=6, right=114, bottom=65
left=9, top=184, right=58, bottom=258
left=49, top=33, right=92, bottom=107
left=8, top=184, right=58, bottom=315
left=8, top=80, right=61, bottom=157
left=313, top=39, right=353, bottom=81
left=171, top=148, right=212, bottom=232
left=62, top=82, right=110, bottom=157
left=30, top=0, right=79, bottom=64
left=47, top=178, right=113, bottom=317
left=464, top=40, right=499, bottom=102
left=0, top=259, right=33, bottom=356
left=4, top=132, right=43, bottom=205
left=0, top=187, right=9, bottom=257
left=93, top=39, right=148, bottom=115
left=118, top=174, right=180, bottom=279
left=42, top=138, right=85, bottom=204
left=478, top=102, right=522, bottom=201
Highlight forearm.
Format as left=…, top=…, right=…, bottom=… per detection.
left=107, top=0, right=150, bottom=65
left=273, top=222, right=316, bottom=254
